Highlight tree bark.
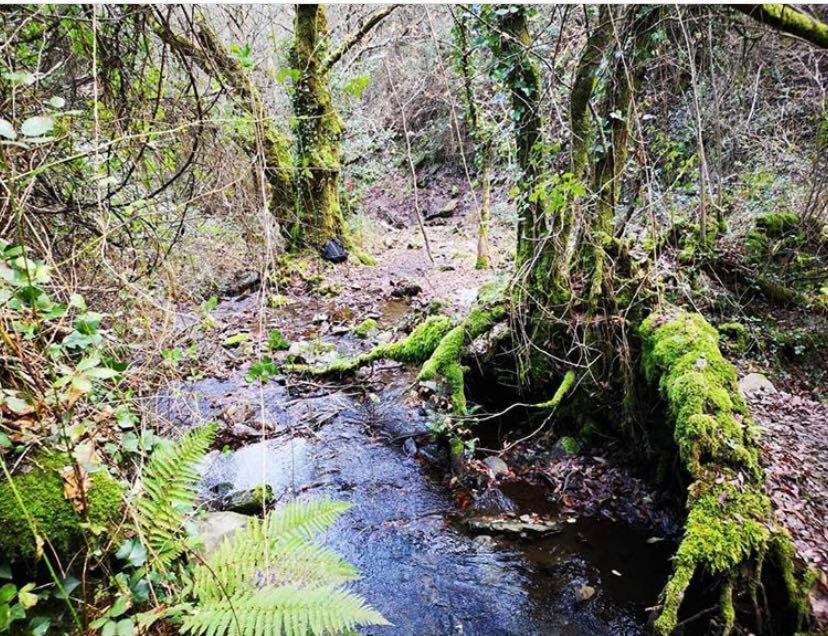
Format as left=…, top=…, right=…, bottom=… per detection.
left=290, top=5, right=345, bottom=247
left=290, top=4, right=397, bottom=249
left=453, top=11, right=491, bottom=270
left=588, top=6, right=657, bottom=302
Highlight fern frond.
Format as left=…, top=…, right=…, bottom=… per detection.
left=195, top=533, right=359, bottom=599
left=265, top=499, right=352, bottom=542
left=193, top=502, right=358, bottom=600
left=136, top=423, right=217, bottom=568
left=181, top=585, right=390, bottom=636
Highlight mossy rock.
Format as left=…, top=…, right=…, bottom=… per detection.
left=0, top=453, right=123, bottom=561
left=353, top=318, right=378, bottom=338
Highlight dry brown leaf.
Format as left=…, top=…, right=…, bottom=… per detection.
left=61, top=464, right=90, bottom=513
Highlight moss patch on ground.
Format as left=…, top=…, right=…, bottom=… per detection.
left=0, top=452, right=123, bottom=560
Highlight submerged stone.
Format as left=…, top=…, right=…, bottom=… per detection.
left=195, top=511, right=250, bottom=557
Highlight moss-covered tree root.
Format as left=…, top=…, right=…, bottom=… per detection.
left=640, top=310, right=812, bottom=634
left=285, top=304, right=506, bottom=414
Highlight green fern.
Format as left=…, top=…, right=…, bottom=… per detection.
left=183, top=499, right=389, bottom=635
left=181, top=585, right=390, bottom=636
left=136, top=423, right=217, bottom=568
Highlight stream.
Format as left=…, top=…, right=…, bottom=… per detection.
left=154, top=370, right=674, bottom=635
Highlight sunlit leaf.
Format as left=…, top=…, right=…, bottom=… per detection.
left=0, top=118, right=16, bottom=141
left=20, top=115, right=54, bottom=137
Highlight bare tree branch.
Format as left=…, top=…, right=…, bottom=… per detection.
left=323, top=4, right=399, bottom=73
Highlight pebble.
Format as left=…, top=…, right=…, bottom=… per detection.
left=483, top=456, right=509, bottom=477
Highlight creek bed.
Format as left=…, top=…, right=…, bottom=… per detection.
left=156, top=375, right=673, bottom=635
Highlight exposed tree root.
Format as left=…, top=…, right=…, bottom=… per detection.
left=640, top=309, right=813, bottom=634
left=285, top=304, right=507, bottom=414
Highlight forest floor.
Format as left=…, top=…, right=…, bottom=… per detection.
left=149, top=167, right=828, bottom=628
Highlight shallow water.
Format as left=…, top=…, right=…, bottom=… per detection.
left=162, top=376, right=672, bottom=635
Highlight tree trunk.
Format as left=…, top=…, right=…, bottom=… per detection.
left=453, top=11, right=492, bottom=270
left=641, top=310, right=812, bottom=635
left=477, top=153, right=492, bottom=270
left=290, top=4, right=345, bottom=248
left=145, top=8, right=296, bottom=234
left=587, top=7, right=657, bottom=303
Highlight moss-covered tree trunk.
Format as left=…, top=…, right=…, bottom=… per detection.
left=641, top=310, right=812, bottom=635
left=585, top=6, right=657, bottom=308
left=488, top=7, right=814, bottom=632
left=289, top=5, right=346, bottom=248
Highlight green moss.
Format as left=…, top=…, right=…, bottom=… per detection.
left=756, top=211, right=800, bottom=238
left=717, top=322, right=748, bottom=352
left=0, top=453, right=123, bottom=560
left=641, top=310, right=800, bottom=633
left=285, top=314, right=455, bottom=376
left=353, top=318, right=378, bottom=339
left=534, top=370, right=576, bottom=409
left=287, top=302, right=507, bottom=417
left=559, top=436, right=581, bottom=455
left=417, top=305, right=506, bottom=414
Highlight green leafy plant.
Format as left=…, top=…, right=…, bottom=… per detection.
left=267, top=329, right=291, bottom=352
left=342, top=73, right=371, bottom=99
left=180, top=500, right=389, bottom=636
left=245, top=356, right=280, bottom=383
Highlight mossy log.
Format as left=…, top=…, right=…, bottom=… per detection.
left=640, top=310, right=812, bottom=634
left=285, top=305, right=506, bottom=414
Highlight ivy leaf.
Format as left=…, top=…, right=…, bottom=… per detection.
left=20, top=116, right=54, bottom=137
left=29, top=616, right=51, bottom=636
left=0, top=118, right=16, bottom=141
left=17, top=583, right=38, bottom=609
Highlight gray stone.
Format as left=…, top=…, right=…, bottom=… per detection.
left=575, top=585, right=595, bottom=602
left=427, top=199, right=458, bottom=220
left=482, top=456, right=509, bottom=478
left=465, top=517, right=561, bottom=536
left=195, top=511, right=250, bottom=557
left=739, top=372, right=775, bottom=396
left=403, top=437, right=418, bottom=456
